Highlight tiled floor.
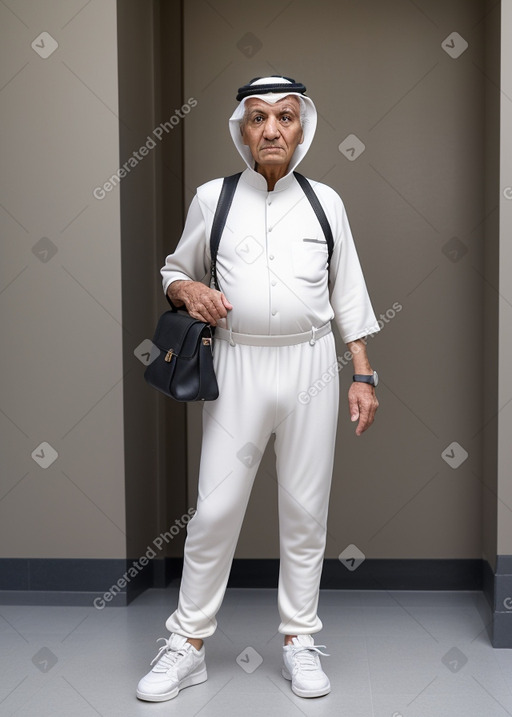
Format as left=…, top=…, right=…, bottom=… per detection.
left=1, top=587, right=512, bottom=716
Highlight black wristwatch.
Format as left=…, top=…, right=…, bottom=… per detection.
left=353, top=370, right=379, bottom=387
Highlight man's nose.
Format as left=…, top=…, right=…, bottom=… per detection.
left=263, top=117, right=280, bottom=139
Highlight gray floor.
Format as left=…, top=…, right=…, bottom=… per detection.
left=1, top=587, right=512, bottom=716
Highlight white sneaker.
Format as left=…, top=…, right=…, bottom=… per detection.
left=282, top=634, right=331, bottom=698
left=136, top=633, right=207, bottom=702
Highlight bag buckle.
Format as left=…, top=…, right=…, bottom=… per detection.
left=164, top=349, right=174, bottom=363
left=202, top=338, right=212, bottom=346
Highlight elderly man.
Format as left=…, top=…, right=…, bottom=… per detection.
left=137, top=76, right=380, bottom=702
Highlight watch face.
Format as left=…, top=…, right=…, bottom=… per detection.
left=373, top=371, right=379, bottom=387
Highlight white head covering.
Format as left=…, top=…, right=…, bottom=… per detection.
left=228, top=76, right=317, bottom=175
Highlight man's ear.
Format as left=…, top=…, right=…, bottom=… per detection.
left=299, top=130, right=304, bottom=145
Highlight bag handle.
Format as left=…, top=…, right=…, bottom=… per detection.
left=293, top=172, right=334, bottom=267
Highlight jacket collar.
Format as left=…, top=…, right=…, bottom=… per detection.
left=240, top=166, right=298, bottom=193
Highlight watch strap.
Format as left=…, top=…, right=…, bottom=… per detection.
left=353, top=373, right=375, bottom=385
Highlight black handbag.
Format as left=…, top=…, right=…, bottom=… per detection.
left=144, top=309, right=218, bottom=401
left=144, top=173, right=241, bottom=401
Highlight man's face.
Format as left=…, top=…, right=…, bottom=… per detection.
left=241, top=96, right=304, bottom=171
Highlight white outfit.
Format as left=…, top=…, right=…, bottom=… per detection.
left=161, top=86, right=379, bottom=638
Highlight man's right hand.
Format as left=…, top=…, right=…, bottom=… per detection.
left=167, top=280, right=232, bottom=326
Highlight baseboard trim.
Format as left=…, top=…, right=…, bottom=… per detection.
left=0, top=558, right=158, bottom=607
left=0, top=556, right=483, bottom=601
left=484, top=556, right=512, bottom=648
left=227, top=558, right=483, bottom=590
left=2, top=556, right=510, bottom=645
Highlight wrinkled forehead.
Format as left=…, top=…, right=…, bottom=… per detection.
left=244, top=95, right=301, bottom=114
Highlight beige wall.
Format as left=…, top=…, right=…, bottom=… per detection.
left=0, top=0, right=126, bottom=558
left=183, top=0, right=488, bottom=559
left=0, top=0, right=188, bottom=566
left=1, top=0, right=510, bottom=573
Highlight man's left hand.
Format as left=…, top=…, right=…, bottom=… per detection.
left=348, top=382, right=379, bottom=436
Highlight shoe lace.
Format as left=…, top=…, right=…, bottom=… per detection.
left=150, top=638, right=187, bottom=672
left=291, top=643, right=330, bottom=673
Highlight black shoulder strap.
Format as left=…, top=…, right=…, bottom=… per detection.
left=293, top=172, right=334, bottom=267
left=210, top=172, right=242, bottom=290
left=165, top=172, right=242, bottom=310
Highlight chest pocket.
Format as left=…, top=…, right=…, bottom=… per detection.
left=292, top=238, right=329, bottom=281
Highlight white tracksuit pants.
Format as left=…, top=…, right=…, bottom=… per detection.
left=166, top=330, right=339, bottom=638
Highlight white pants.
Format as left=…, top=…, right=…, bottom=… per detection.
left=166, top=331, right=339, bottom=639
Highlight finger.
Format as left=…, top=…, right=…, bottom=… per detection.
left=206, top=299, right=229, bottom=325
left=201, top=292, right=228, bottom=320
left=221, top=293, right=233, bottom=311
left=349, top=397, right=359, bottom=422
left=356, top=415, right=369, bottom=435
left=203, top=306, right=221, bottom=325
left=368, top=403, right=378, bottom=424
left=356, top=403, right=371, bottom=435
left=188, top=298, right=218, bottom=324
left=209, top=299, right=228, bottom=319
left=189, top=308, right=213, bottom=324
left=367, top=396, right=379, bottom=423
left=356, top=398, right=378, bottom=435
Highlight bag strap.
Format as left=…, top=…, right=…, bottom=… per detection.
left=165, top=172, right=242, bottom=310
left=293, top=171, right=334, bottom=268
left=167, top=169, right=332, bottom=310
left=210, top=172, right=242, bottom=290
